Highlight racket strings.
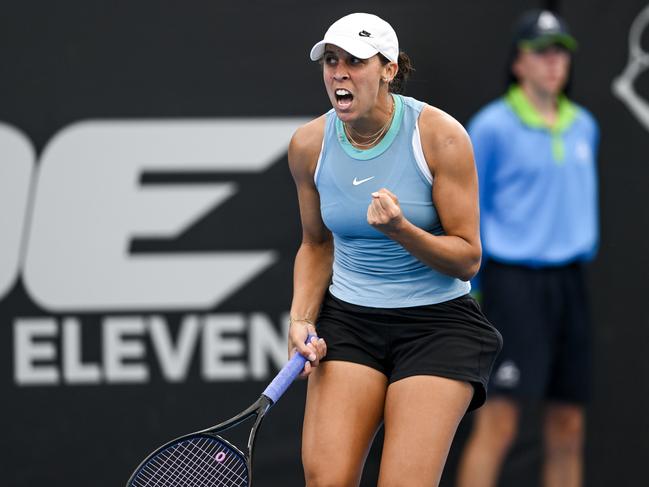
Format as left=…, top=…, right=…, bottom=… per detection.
left=131, top=436, right=249, bottom=486
left=137, top=438, right=245, bottom=487
left=146, top=443, right=229, bottom=487
left=154, top=439, right=245, bottom=487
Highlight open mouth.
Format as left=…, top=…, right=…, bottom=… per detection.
left=335, top=88, right=354, bottom=110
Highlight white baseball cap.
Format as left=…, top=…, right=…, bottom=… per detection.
left=309, top=13, right=399, bottom=63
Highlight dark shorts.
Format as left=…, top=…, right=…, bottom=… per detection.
left=482, top=260, right=591, bottom=404
left=316, top=291, right=502, bottom=411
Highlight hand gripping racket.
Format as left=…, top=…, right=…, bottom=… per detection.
left=126, top=335, right=317, bottom=487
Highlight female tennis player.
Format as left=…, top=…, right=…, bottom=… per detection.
left=287, top=13, right=502, bottom=486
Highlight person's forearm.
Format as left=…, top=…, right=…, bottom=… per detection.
left=290, top=240, right=334, bottom=323
left=385, top=219, right=481, bottom=281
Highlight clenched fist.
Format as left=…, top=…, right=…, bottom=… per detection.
left=367, top=188, right=404, bottom=235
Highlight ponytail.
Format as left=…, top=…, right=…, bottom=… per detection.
left=381, top=51, right=414, bottom=94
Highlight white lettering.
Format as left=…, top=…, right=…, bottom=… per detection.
left=21, top=119, right=308, bottom=312
left=62, top=317, right=102, bottom=384
left=103, top=317, right=149, bottom=383
left=202, top=314, right=247, bottom=380
left=14, top=318, right=59, bottom=385
left=12, top=311, right=292, bottom=386
left=148, top=314, right=201, bottom=382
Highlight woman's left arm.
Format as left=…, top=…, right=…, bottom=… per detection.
left=367, top=106, right=481, bottom=281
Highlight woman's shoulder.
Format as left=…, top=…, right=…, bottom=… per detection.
left=290, top=115, right=326, bottom=156
left=288, top=115, right=327, bottom=176
left=416, top=104, right=473, bottom=173
left=291, top=114, right=327, bottom=149
left=418, top=104, right=471, bottom=150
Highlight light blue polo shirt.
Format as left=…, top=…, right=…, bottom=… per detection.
left=469, top=85, right=599, bottom=267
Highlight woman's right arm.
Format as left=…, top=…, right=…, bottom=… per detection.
left=287, top=117, right=332, bottom=375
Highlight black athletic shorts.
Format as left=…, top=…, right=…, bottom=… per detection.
left=315, top=291, right=503, bottom=411
left=482, top=260, right=591, bottom=404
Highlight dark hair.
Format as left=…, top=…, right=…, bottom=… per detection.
left=380, top=52, right=414, bottom=94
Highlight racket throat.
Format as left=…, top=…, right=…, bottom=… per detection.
left=248, top=395, right=272, bottom=451
left=245, top=395, right=272, bottom=484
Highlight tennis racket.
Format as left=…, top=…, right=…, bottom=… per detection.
left=126, top=335, right=317, bottom=487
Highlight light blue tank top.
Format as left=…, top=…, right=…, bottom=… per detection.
left=315, top=94, right=471, bottom=308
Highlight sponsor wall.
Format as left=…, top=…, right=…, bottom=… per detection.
left=1, top=1, right=648, bottom=485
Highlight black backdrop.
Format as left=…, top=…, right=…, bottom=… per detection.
left=1, top=1, right=648, bottom=486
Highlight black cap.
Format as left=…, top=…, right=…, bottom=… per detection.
left=513, top=9, right=577, bottom=52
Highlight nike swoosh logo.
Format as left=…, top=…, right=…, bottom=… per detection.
left=352, top=176, right=375, bottom=186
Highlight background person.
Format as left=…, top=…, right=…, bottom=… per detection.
left=456, top=9, right=599, bottom=487
left=287, top=12, right=502, bottom=487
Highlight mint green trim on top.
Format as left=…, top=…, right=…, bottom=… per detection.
left=335, top=94, right=404, bottom=160
left=505, top=85, right=578, bottom=163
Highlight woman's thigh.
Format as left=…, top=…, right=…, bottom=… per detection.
left=378, top=375, right=473, bottom=487
left=303, top=360, right=388, bottom=487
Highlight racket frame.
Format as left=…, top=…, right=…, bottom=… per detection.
left=127, top=394, right=273, bottom=486
left=127, top=335, right=316, bottom=486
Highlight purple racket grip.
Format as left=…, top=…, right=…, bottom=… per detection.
left=262, top=334, right=318, bottom=404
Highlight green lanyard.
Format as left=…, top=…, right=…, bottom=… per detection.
left=505, top=85, right=577, bottom=163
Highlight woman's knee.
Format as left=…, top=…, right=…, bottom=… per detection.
left=303, top=453, right=362, bottom=487
left=301, top=362, right=386, bottom=486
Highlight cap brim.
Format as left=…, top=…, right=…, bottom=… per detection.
left=310, top=35, right=380, bottom=61
left=520, top=34, right=578, bottom=52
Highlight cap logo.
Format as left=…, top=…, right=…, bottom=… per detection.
left=358, top=30, right=372, bottom=37
left=538, top=11, right=560, bottom=31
